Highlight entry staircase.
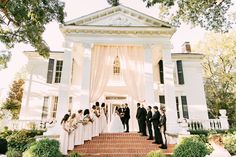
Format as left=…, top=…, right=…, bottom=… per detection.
left=73, top=133, right=174, bottom=157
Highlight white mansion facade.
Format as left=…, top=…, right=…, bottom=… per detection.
left=19, top=5, right=209, bottom=132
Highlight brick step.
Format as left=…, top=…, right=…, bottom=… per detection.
left=74, top=148, right=172, bottom=153
left=84, top=140, right=154, bottom=144
left=92, top=136, right=148, bottom=140
left=76, top=144, right=167, bottom=148
left=99, top=133, right=141, bottom=137
left=79, top=153, right=172, bottom=157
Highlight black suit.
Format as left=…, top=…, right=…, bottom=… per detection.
left=151, top=111, right=163, bottom=144
left=118, top=108, right=125, bottom=129
left=124, top=107, right=130, bottom=132
left=146, top=110, right=153, bottom=139
left=139, top=107, right=147, bottom=135
left=136, top=107, right=141, bottom=132
left=160, top=114, right=167, bottom=148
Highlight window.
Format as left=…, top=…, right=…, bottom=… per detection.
left=47, top=59, right=54, bottom=83
left=68, top=97, right=73, bottom=111
left=176, top=60, right=184, bottom=85
left=159, top=95, right=165, bottom=104
left=54, top=60, right=63, bottom=83
left=41, top=96, right=49, bottom=120
left=51, top=96, right=58, bottom=118
left=113, top=56, right=120, bottom=75
left=176, top=97, right=180, bottom=119
left=181, top=96, right=189, bottom=119
left=158, top=60, right=164, bottom=84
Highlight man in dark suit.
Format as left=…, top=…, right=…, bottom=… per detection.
left=139, top=104, right=147, bottom=136
left=124, top=103, right=130, bottom=132
left=151, top=106, right=163, bottom=144
left=146, top=106, right=153, bottom=140
left=136, top=103, right=141, bottom=133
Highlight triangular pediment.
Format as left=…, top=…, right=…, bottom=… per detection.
left=65, top=5, right=173, bottom=28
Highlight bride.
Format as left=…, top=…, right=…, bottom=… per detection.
left=108, top=106, right=124, bottom=133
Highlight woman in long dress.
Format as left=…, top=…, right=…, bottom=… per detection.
left=100, top=103, right=107, bottom=133
left=60, top=114, right=70, bottom=155
left=83, top=109, right=93, bottom=141
left=108, top=106, right=124, bottom=133
left=68, top=113, right=76, bottom=150
left=74, top=110, right=84, bottom=145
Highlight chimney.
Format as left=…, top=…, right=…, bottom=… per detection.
left=182, top=42, right=191, bottom=53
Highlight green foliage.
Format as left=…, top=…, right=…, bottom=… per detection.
left=146, top=150, right=166, bottom=157
left=195, top=32, right=236, bottom=128
left=0, top=51, right=11, bottom=69
left=190, top=129, right=228, bottom=136
left=223, top=133, right=236, bottom=155
left=1, top=79, right=25, bottom=119
left=173, top=138, right=210, bottom=157
left=142, top=0, right=233, bottom=32
left=68, top=151, right=82, bottom=157
left=6, top=149, right=22, bottom=157
left=0, top=0, right=65, bottom=57
left=107, top=0, right=120, bottom=6
left=23, top=138, right=63, bottom=157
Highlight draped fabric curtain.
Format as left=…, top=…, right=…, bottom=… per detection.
left=89, top=45, right=116, bottom=103
left=118, top=46, right=145, bottom=102
left=89, top=44, right=145, bottom=103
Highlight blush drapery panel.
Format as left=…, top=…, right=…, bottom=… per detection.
left=89, top=45, right=116, bottom=103
left=118, top=46, right=145, bottom=102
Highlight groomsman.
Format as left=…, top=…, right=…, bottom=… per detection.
left=136, top=103, right=141, bottom=133
left=119, top=105, right=125, bottom=129
left=146, top=106, right=153, bottom=140
left=139, top=104, right=147, bottom=136
left=151, top=106, right=163, bottom=144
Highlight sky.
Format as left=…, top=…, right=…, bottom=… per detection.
left=0, top=0, right=235, bottom=99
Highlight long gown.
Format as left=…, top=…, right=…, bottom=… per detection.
left=83, top=114, right=92, bottom=141
left=68, top=118, right=76, bottom=150
left=60, top=121, right=69, bottom=155
left=91, top=111, right=99, bottom=137
left=100, top=108, right=107, bottom=133
left=108, top=111, right=124, bottom=133
left=74, top=114, right=84, bottom=145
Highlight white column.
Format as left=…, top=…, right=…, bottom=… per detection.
left=162, top=45, right=180, bottom=134
left=80, top=43, right=92, bottom=109
left=144, top=45, right=155, bottom=106
left=56, top=41, right=73, bottom=124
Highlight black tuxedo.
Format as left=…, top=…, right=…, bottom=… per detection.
left=151, top=111, right=163, bottom=144
left=139, top=107, right=147, bottom=135
left=118, top=107, right=125, bottom=128
left=146, top=110, right=153, bottom=139
left=136, top=107, right=141, bottom=132
left=124, top=107, right=130, bottom=132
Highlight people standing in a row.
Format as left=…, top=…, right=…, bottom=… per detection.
left=59, top=102, right=108, bottom=155
left=136, top=103, right=167, bottom=149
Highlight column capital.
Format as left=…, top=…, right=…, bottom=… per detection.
left=63, top=41, right=74, bottom=51
left=81, top=42, right=94, bottom=49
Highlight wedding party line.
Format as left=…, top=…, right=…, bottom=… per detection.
left=59, top=102, right=167, bottom=155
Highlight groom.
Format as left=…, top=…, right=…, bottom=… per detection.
left=124, top=103, right=130, bottom=132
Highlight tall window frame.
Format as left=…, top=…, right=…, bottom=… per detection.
left=54, top=60, right=63, bottom=83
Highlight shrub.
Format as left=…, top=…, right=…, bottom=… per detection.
left=68, top=151, right=82, bottom=157
left=146, top=150, right=166, bottom=157
left=23, top=138, right=63, bottom=157
left=6, top=149, right=22, bottom=157
left=223, top=133, right=236, bottom=155
left=173, top=138, right=210, bottom=157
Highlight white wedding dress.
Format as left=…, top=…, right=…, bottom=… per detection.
left=108, top=110, right=124, bottom=133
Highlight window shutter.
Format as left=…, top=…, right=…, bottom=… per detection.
left=41, top=96, right=49, bottom=120
left=181, top=96, right=189, bottom=119
left=176, top=60, right=184, bottom=84
left=176, top=97, right=180, bottom=119
left=159, top=95, right=165, bottom=104
left=46, top=59, right=54, bottom=84
left=159, top=60, right=164, bottom=84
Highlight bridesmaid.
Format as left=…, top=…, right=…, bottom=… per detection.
left=100, top=103, right=107, bottom=132
left=75, top=110, right=84, bottom=145
left=68, top=113, right=76, bottom=150
left=93, top=105, right=100, bottom=136
left=83, top=109, right=93, bottom=140
left=59, top=114, right=70, bottom=155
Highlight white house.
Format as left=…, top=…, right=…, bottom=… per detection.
left=19, top=5, right=210, bottom=133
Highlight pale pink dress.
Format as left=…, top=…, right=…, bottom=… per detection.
left=74, top=114, right=84, bottom=145
left=60, top=121, right=69, bottom=155
left=68, top=118, right=76, bottom=150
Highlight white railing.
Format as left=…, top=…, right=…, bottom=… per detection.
left=6, top=120, right=46, bottom=130
left=186, top=119, right=223, bottom=130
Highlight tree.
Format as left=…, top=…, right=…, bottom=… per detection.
left=107, top=0, right=120, bottom=6
left=0, top=0, right=65, bottom=58
left=142, top=0, right=234, bottom=32
left=195, top=32, right=236, bottom=127
left=1, top=79, right=25, bottom=119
